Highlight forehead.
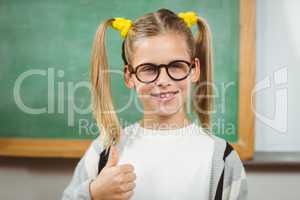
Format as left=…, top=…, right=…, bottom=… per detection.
left=131, top=33, right=191, bottom=66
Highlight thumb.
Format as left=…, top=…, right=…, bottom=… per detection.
left=105, top=145, right=119, bottom=168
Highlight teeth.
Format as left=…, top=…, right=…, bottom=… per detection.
left=160, top=93, right=171, bottom=98
left=152, top=91, right=178, bottom=98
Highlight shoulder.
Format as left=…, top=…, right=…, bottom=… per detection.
left=193, top=125, right=240, bottom=163
left=195, top=125, right=228, bottom=155
left=210, top=135, right=244, bottom=168
left=207, top=133, right=245, bottom=175
left=205, top=133, right=235, bottom=161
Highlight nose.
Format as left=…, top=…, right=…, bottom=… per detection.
left=155, top=67, right=172, bottom=86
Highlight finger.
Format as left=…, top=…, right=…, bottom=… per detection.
left=122, top=172, right=137, bottom=183
left=114, top=190, right=134, bottom=200
left=115, top=164, right=135, bottom=174
left=113, top=171, right=136, bottom=185
left=105, top=145, right=119, bottom=168
left=117, top=182, right=136, bottom=193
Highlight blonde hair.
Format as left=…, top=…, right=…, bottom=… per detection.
left=90, top=8, right=213, bottom=150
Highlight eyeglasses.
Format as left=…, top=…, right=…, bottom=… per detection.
left=128, top=59, right=195, bottom=84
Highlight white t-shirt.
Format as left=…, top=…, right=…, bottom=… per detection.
left=117, top=122, right=215, bottom=200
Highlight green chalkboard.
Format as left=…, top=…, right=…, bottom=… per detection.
left=0, top=0, right=240, bottom=143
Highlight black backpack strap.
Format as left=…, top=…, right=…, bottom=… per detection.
left=214, top=141, right=234, bottom=200
left=97, top=146, right=111, bottom=175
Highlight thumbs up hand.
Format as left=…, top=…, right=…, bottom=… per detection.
left=90, top=146, right=136, bottom=200
left=105, top=145, right=119, bottom=168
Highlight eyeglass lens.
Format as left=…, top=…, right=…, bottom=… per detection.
left=136, top=61, right=191, bottom=83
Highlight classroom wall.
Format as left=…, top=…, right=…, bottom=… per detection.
left=255, top=0, right=300, bottom=152
left=1, top=0, right=300, bottom=199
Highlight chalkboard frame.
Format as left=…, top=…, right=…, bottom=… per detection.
left=0, top=0, right=255, bottom=160
left=232, top=0, right=255, bottom=160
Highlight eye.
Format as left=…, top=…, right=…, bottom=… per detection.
left=171, top=63, right=183, bottom=68
left=169, top=61, right=189, bottom=71
left=138, top=65, right=156, bottom=73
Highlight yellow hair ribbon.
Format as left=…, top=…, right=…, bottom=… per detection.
left=177, top=11, right=198, bottom=28
left=111, top=17, right=133, bottom=38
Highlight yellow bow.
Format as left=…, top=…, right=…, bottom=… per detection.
left=111, top=17, right=133, bottom=38
left=111, top=11, right=197, bottom=38
left=177, top=11, right=198, bottom=28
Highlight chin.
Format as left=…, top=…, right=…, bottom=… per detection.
left=143, top=95, right=185, bottom=116
left=151, top=103, right=182, bottom=116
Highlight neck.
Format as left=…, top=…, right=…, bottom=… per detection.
left=139, top=108, right=192, bottom=130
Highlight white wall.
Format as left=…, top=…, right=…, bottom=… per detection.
left=0, top=158, right=73, bottom=200
left=255, top=0, right=300, bottom=151
left=247, top=166, right=300, bottom=199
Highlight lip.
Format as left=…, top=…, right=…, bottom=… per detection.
left=150, top=91, right=179, bottom=103
left=151, top=91, right=179, bottom=96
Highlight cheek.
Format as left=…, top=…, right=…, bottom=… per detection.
left=135, top=83, right=153, bottom=100
left=177, top=80, right=190, bottom=97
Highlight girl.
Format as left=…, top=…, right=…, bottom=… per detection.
left=62, top=8, right=247, bottom=200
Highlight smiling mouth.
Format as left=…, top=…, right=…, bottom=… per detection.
left=150, top=91, right=179, bottom=98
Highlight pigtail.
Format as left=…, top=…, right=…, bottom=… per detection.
left=90, top=18, right=121, bottom=150
left=193, top=16, right=214, bottom=129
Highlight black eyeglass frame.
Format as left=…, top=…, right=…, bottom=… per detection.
left=128, top=59, right=196, bottom=84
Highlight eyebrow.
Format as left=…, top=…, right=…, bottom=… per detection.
left=134, top=59, right=192, bottom=68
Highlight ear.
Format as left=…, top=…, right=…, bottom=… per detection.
left=191, top=57, right=200, bottom=83
left=123, top=65, right=135, bottom=89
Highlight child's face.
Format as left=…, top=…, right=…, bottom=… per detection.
left=124, top=33, right=200, bottom=117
